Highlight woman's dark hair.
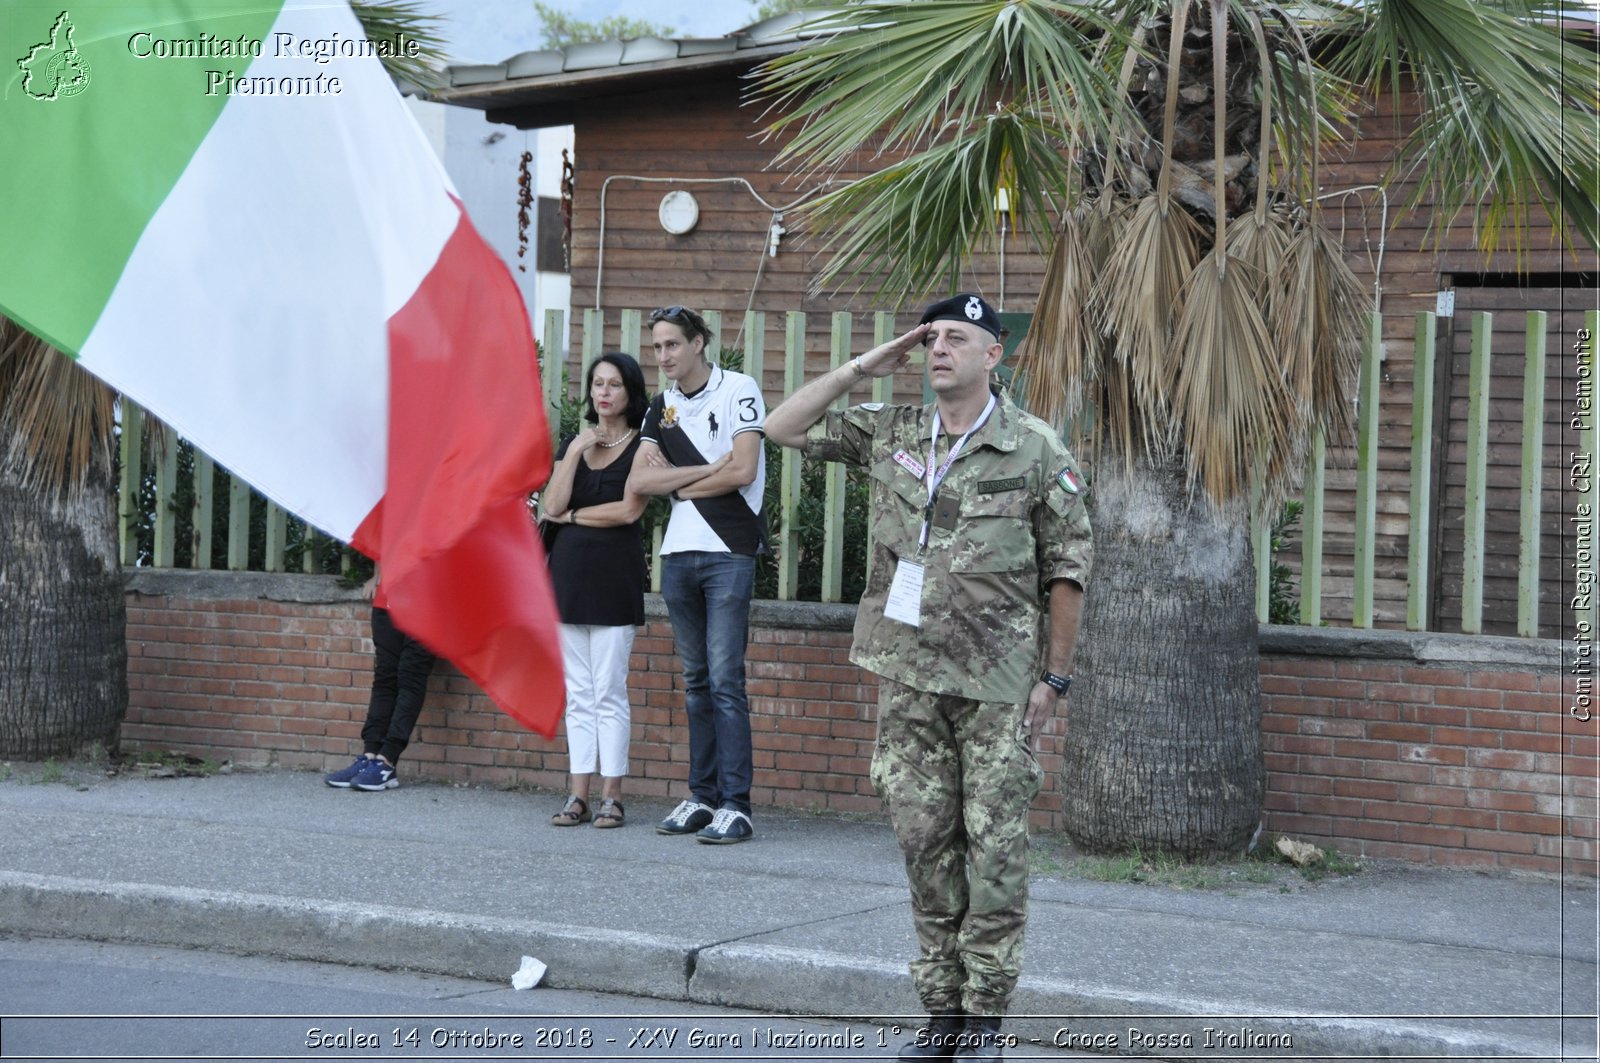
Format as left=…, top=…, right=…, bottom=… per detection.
left=583, top=351, right=649, bottom=429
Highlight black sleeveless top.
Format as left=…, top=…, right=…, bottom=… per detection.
left=548, top=434, right=646, bottom=626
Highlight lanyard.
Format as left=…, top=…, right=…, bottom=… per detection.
left=919, top=392, right=996, bottom=550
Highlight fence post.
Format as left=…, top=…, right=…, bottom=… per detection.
left=1299, top=428, right=1325, bottom=625
left=1461, top=312, right=1493, bottom=634
left=1352, top=312, right=1381, bottom=628
left=650, top=524, right=663, bottom=595
left=743, top=309, right=767, bottom=598
left=703, top=309, right=722, bottom=361
left=1517, top=311, right=1547, bottom=637
left=821, top=313, right=851, bottom=602
left=227, top=473, right=250, bottom=571
left=745, top=310, right=766, bottom=390
left=618, top=308, right=641, bottom=363
left=192, top=450, right=214, bottom=570
left=778, top=312, right=805, bottom=600
left=118, top=400, right=143, bottom=567
left=264, top=502, right=288, bottom=573
left=543, top=308, right=565, bottom=452
left=1406, top=312, right=1437, bottom=631
left=1251, top=476, right=1269, bottom=623
left=153, top=428, right=177, bottom=568
left=872, top=312, right=896, bottom=404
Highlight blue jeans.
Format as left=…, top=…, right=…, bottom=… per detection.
left=661, top=551, right=757, bottom=815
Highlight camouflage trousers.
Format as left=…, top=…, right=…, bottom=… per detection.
left=870, top=677, right=1042, bottom=1017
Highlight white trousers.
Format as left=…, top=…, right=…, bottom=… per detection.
left=558, top=623, right=635, bottom=777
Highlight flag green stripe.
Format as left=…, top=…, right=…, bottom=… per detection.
left=0, top=0, right=282, bottom=353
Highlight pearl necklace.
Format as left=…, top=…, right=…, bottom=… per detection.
left=596, top=428, right=635, bottom=449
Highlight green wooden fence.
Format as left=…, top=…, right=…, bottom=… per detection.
left=121, top=307, right=1595, bottom=639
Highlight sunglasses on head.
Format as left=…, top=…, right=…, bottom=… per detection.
left=650, top=305, right=689, bottom=322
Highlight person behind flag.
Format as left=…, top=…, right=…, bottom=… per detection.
left=764, top=294, right=1093, bottom=1061
left=627, top=305, right=767, bottom=845
left=324, top=567, right=437, bottom=792
left=539, top=352, right=649, bottom=829
left=0, top=0, right=565, bottom=741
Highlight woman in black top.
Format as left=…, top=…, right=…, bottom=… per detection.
left=540, top=352, right=649, bottom=828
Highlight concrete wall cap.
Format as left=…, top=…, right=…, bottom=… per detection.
left=1260, top=624, right=1563, bottom=672
left=125, top=571, right=1563, bottom=670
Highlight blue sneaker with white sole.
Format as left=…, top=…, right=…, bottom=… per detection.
left=324, top=756, right=369, bottom=789
left=352, top=760, right=399, bottom=791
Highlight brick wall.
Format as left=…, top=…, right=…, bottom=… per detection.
left=1257, top=629, right=1591, bottom=875
left=124, top=572, right=1595, bottom=875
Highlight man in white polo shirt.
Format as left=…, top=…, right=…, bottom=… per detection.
left=627, top=305, right=767, bottom=844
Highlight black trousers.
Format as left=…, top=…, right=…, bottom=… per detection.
left=362, top=606, right=437, bottom=765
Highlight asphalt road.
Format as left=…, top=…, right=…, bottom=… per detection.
left=0, top=936, right=1097, bottom=1061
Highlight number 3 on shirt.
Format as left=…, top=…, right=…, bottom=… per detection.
left=738, top=396, right=759, bottom=423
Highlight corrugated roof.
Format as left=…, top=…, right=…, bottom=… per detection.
left=437, top=10, right=833, bottom=102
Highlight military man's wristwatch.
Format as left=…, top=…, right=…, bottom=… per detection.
left=1040, top=671, right=1072, bottom=695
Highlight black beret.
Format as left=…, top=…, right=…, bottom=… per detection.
left=919, top=293, right=1001, bottom=340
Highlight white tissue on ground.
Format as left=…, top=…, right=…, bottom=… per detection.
left=511, top=955, right=546, bottom=990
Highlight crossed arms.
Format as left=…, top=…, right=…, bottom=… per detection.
left=626, top=430, right=762, bottom=501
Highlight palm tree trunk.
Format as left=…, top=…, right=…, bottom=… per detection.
left=1063, top=459, right=1264, bottom=857
left=0, top=466, right=126, bottom=758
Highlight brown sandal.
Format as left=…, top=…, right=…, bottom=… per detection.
left=593, top=799, right=625, bottom=829
left=551, top=795, right=589, bottom=826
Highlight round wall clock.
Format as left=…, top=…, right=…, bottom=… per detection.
left=658, top=190, right=700, bottom=235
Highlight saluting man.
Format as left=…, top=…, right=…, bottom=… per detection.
left=766, top=294, right=1092, bottom=1062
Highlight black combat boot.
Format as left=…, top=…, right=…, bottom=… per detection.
left=897, top=1012, right=966, bottom=1061
left=955, top=1015, right=1004, bottom=1061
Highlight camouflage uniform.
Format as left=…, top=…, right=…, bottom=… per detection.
left=805, top=386, right=1092, bottom=1017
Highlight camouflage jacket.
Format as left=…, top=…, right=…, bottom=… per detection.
left=805, top=387, right=1093, bottom=704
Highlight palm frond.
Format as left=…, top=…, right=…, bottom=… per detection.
left=0, top=320, right=115, bottom=498
left=1274, top=224, right=1367, bottom=448
left=752, top=0, right=1592, bottom=507
left=758, top=1, right=1124, bottom=177
left=1226, top=206, right=1292, bottom=295
left=1014, top=206, right=1098, bottom=427
left=1320, top=0, right=1600, bottom=254
left=1258, top=5, right=1352, bottom=206
left=794, top=109, right=1076, bottom=299
left=351, top=1, right=448, bottom=91
left=1092, top=195, right=1204, bottom=460
left=1169, top=252, right=1289, bottom=501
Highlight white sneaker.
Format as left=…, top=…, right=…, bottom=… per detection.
left=656, top=799, right=714, bottom=835
left=696, top=807, right=753, bottom=844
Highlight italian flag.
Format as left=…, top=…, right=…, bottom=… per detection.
left=0, top=1, right=565, bottom=736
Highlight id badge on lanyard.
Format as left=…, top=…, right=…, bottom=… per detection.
left=887, top=394, right=996, bottom=628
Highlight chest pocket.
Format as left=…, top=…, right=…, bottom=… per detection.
left=869, top=462, right=928, bottom=555
left=949, top=487, right=1035, bottom=574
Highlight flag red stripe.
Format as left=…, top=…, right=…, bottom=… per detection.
left=352, top=204, right=562, bottom=737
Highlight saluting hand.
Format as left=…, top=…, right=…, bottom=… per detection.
left=855, top=323, right=930, bottom=378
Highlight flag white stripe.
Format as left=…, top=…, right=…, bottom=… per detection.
left=78, top=1, right=460, bottom=540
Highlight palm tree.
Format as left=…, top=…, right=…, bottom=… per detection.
left=757, top=0, right=1598, bottom=856
left=0, top=2, right=448, bottom=759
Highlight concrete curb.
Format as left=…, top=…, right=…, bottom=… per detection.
left=0, top=872, right=688, bottom=1001
left=0, top=871, right=1567, bottom=1061
left=690, top=942, right=917, bottom=1014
